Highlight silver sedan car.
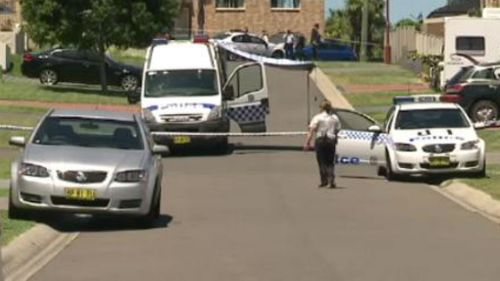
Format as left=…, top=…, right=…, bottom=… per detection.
left=8, top=109, right=168, bottom=225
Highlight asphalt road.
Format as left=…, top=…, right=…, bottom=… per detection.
left=31, top=66, right=500, bottom=281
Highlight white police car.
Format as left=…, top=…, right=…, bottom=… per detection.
left=379, top=95, right=486, bottom=179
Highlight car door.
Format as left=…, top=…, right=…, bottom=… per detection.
left=81, top=51, right=103, bottom=84
left=222, top=62, right=269, bottom=132
left=334, top=109, right=387, bottom=166
left=50, top=50, right=88, bottom=83
left=232, top=35, right=251, bottom=53
left=249, top=36, right=269, bottom=56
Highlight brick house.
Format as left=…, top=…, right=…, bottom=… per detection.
left=174, top=0, right=324, bottom=39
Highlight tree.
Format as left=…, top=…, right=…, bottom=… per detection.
left=325, top=0, right=385, bottom=60
left=22, top=0, right=180, bottom=92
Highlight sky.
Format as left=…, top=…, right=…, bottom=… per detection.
left=326, top=0, right=448, bottom=23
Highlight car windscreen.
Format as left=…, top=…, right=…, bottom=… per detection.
left=144, top=69, right=218, bottom=97
left=448, top=66, right=474, bottom=85
left=395, top=108, right=470, bottom=130
left=33, top=117, right=144, bottom=150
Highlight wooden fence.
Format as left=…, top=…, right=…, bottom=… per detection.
left=390, top=26, right=444, bottom=63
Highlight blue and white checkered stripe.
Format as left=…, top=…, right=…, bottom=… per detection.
left=339, top=130, right=390, bottom=144
left=226, top=103, right=267, bottom=124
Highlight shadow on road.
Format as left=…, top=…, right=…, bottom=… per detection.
left=31, top=213, right=173, bottom=233
left=42, top=85, right=127, bottom=97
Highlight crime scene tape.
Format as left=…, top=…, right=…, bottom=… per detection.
left=152, top=131, right=307, bottom=137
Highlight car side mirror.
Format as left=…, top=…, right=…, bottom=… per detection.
left=368, top=125, right=382, bottom=133
left=152, top=144, right=169, bottom=155
left=223, top=85, right=235, bottom=100
left=9, top=136, right=26, bottom=147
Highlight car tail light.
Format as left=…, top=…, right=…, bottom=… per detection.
left=445, top=83, right=465, bottom=94
left=440, top=94, right=462, bottom=103
left=23, top=53, right=35, bottom=62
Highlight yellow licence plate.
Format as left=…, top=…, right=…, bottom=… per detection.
left=65, top=188, right=96, bottom=201
left=173, top=136, right=191, bottom=144
left=429, top=156, right=450, bottom=167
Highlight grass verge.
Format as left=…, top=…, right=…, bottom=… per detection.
left=1, top=210, right=35, bottom=246
left=317, top=61, right=421, bottom=85
left=1, top=79, right=127, bottom=105
left=462, top=165, right=500, bottom=200
left=0, top=189, right=8, bottom=197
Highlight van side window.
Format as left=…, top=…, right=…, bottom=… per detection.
left=456, top=36, right=485, bottom=56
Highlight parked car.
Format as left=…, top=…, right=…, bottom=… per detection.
left=443, top=61, right=500, bottom=122
left=302, top=40, right=357, bottom=61
left=21, top=48, right=142, bottom=91
left=213, top=32, right=283, bottom=59
left=8, top=109, right=168, bottom=226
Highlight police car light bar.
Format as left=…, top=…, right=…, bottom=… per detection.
left=393, top=94, right=442, bottom=105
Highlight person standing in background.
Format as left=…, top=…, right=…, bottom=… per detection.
left=261, top=30, right=269, bottom=45
left=304, top=100, right=341, bottom=188
left=310, top=23, right=321, bottom=60
left=283, top=29, right=295, bottom=59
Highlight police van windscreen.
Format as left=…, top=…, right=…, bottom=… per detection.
left=145, top=69, right=218, bottom=97
left=395, top=109, right=470, bottom=130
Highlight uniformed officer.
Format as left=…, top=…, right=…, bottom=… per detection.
left=304, top=100, right=341, bottom=188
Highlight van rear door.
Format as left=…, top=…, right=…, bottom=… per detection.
left=223, top=62, right=269, bottom=132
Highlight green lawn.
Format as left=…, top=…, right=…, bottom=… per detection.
left=478, top=130, right=500, bottom=153
left=1, top=210, right=35, bottom=245
left=462, top=165, right=500, bottom=200
left=0, top=189, right=9, bottom=197
left=317, top=61, right=422, bottom=85
left=1, top=79, right=128, bottom=105
left=346, top=92, right=408, bottom=108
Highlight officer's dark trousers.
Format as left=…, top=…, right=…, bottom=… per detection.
left=315, top=137, right=336, bottom=185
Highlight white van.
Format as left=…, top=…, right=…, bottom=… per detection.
left=441, top=15, right=500, bottom=88
left=140, top=39, right=269, bottom=150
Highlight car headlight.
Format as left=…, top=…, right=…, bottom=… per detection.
left=207, top=106, right=222, bottom=121
left=142, top=108, right=157, bottom=123
left=394, top=143, right=417, bottom=152
left=461, top=140, right=479, bottom=150
left=20, top=163, right=50, bottom=177
left=115, top=170, right=147, bottom=183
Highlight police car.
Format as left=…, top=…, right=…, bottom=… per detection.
left=380, top=95, right=486, bottom=179
left=333, top=95, right=487, bottom=180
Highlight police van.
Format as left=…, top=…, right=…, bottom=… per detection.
left=140, top=37, right=269, bottom=150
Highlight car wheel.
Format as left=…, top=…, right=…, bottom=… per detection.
left=8, top=195, right=31, bottom=220
left=39, top=69, right=58, bottom=86
left=121, top=75, right=139, bottom=92
left=136, top=183, right=161, bottom=228
left=472, top=159, right=486, bottom=178
left=385, top=151, right=401, bottom=181
left=271, top=51, right=284, bottom=59
left=470, top=100, right=498, bottom=122
left=213, top=137, right=229, bottom=155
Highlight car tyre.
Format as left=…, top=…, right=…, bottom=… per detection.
left=470, top=100, right=498, bottom=122
left=472, top=159, right=487, bottom=178
left=271, top=51, right=284, bottom=59
left=385, top=151, right=401, bottom=181
left=213, top=137, right=229, bottom=155
left=39, top=69, right=58, bottom=86
left=136, top=183, right=161, bottom=228
left=8, top=196, right=32, bottom=220
left=121, top=74, right=139, bottom=92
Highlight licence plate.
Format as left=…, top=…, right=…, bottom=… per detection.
left=429, top=156, right=450, bottom=167
left=173, top=136, right=191, bottom=144
left=65, top=188, right=96, bottom=201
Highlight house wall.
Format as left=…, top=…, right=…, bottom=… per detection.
left=190, top=0, right=324, bottom=39
left=484, top=0, right=500, bottom=7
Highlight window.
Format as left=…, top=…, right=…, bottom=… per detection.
left=226, top=64, right=263, bottom=98
left=456, top=36, right=485, bottom=56
left=395, top=109, right=470, bottom=130
left=271, top=0, right=300, bottom=8
left=145, top=70, right=218, bottom=98
left=53, top=50, right=85, bottom=60
left=472, top=68, right=494, bottom=80
left=216, top=0, right=244, bottom=8
left=334, top=110, right=376, bottom=131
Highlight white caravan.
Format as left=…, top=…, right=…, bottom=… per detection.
left=442, top=13, right=500, bottom=87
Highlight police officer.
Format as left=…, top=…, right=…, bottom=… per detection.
left=304, top=100, right=341, bottom=188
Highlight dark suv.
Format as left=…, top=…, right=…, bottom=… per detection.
left=21, top=48, right=142, bottom=92
left=443, top=62, right=500, bottom=122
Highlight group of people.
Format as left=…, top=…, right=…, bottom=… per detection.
left=280, top=23, right=322, bottom=60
